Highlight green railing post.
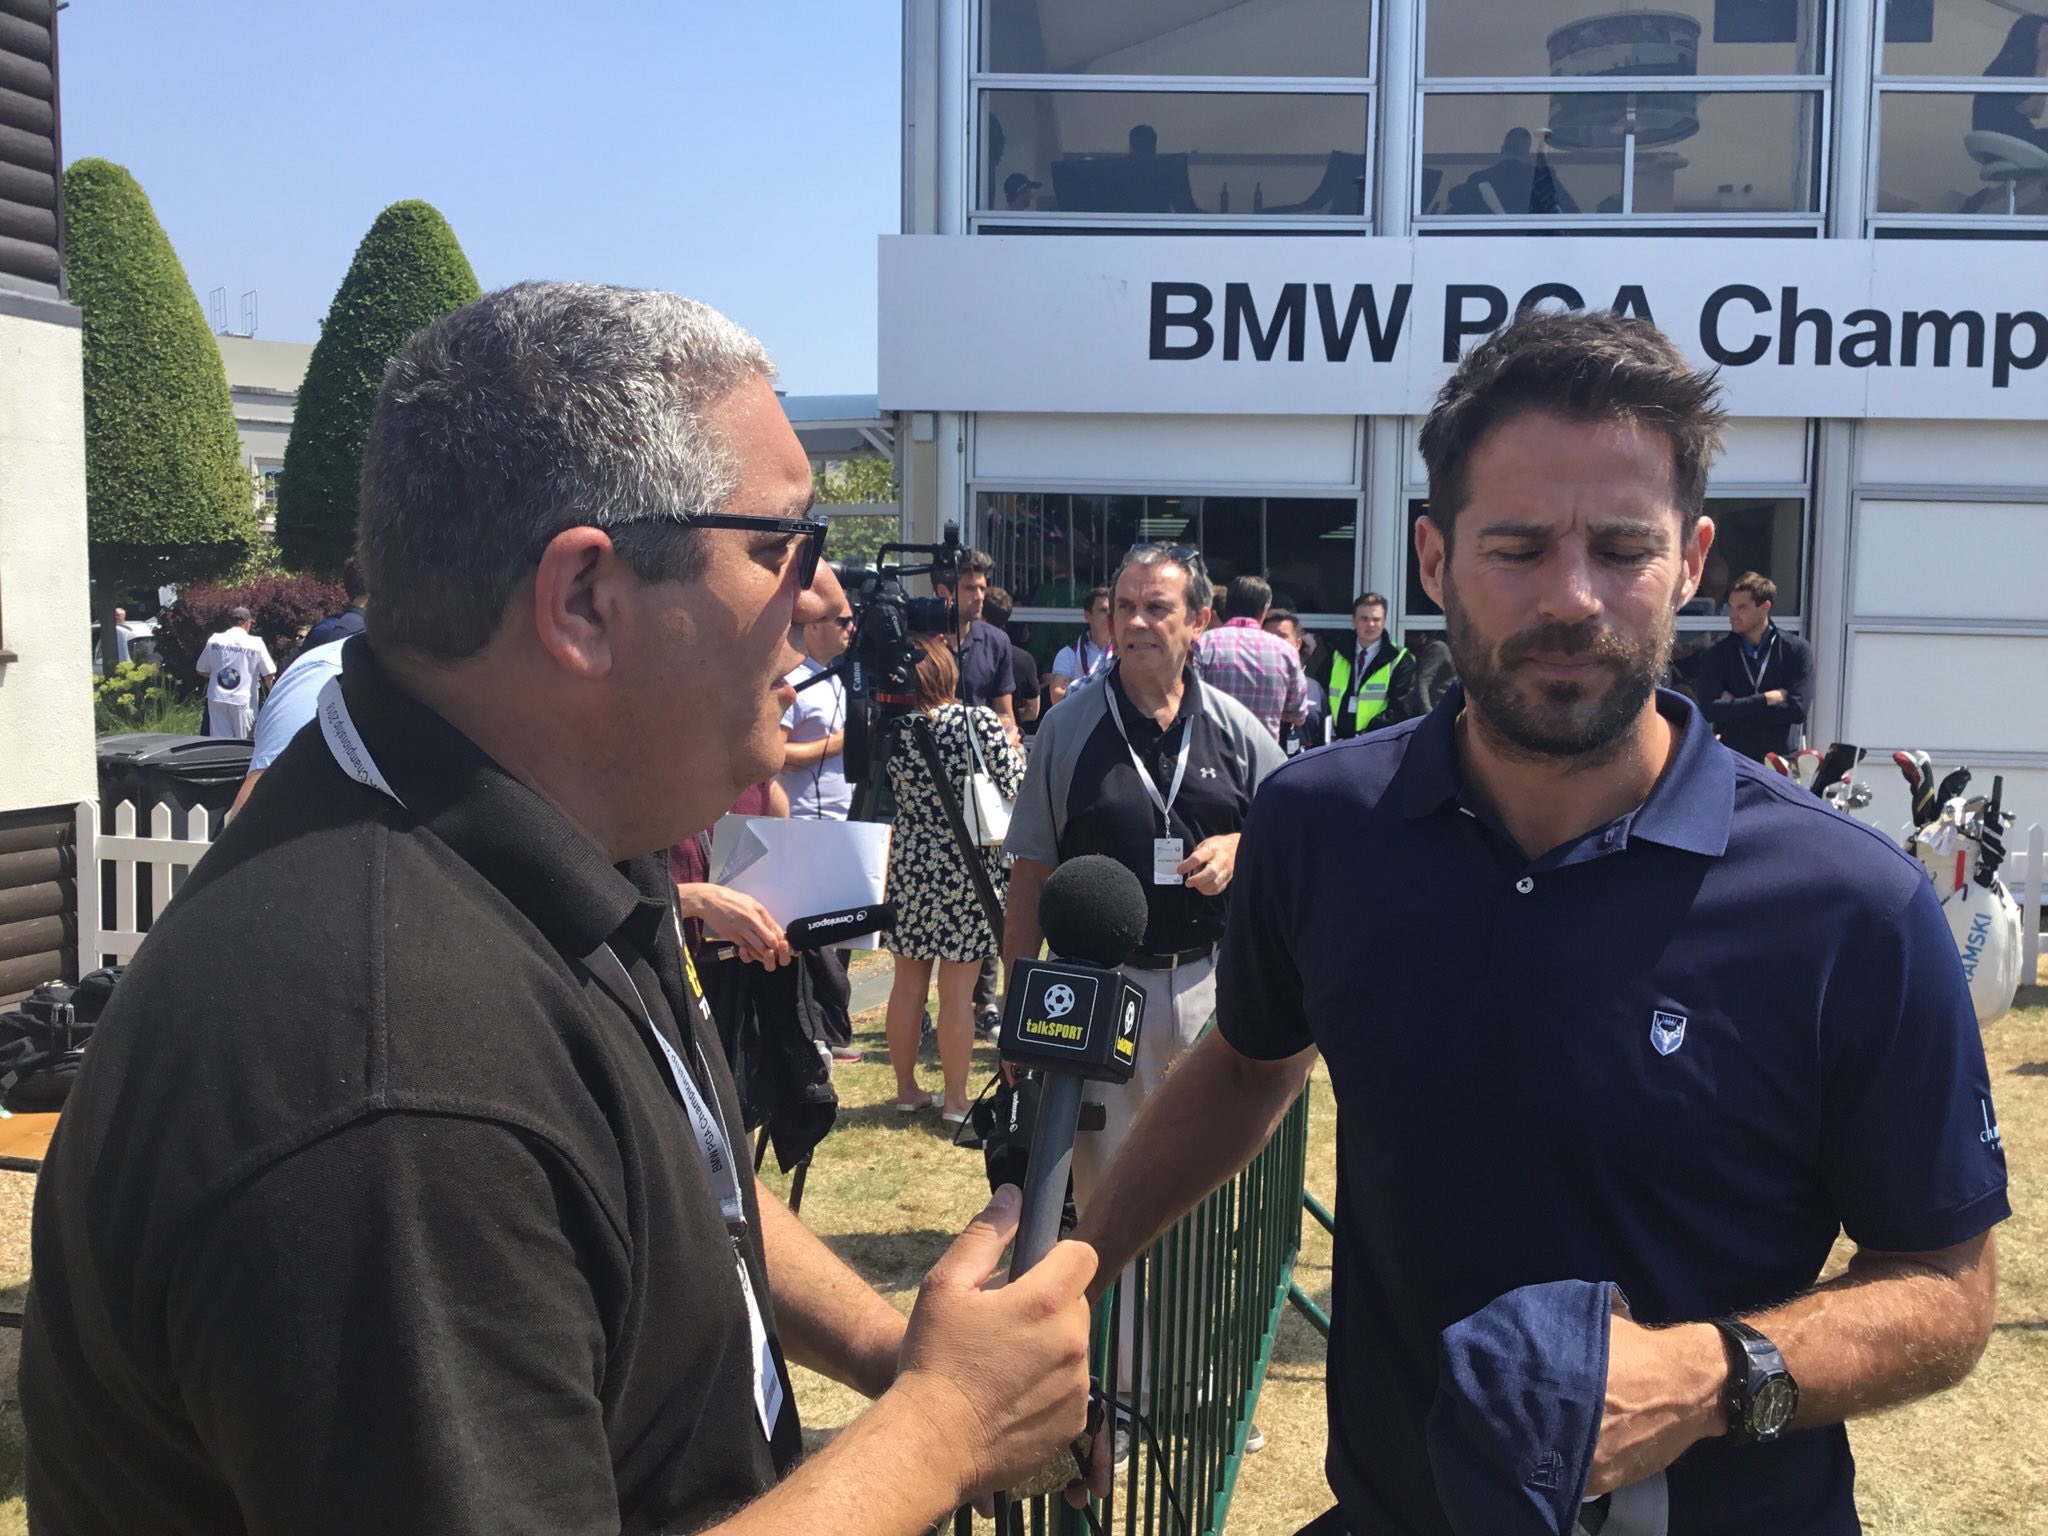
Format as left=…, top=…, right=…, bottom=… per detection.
left=957, top=1090, right=1318, bottom=1534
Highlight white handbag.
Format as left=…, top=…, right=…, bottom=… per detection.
left=960, top=712, right=1013, bottom=848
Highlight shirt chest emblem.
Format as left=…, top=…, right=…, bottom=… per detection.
left=1649, top=1009, right=1688, bottom=1057
left=1197, top=766, right=1220, bottom=779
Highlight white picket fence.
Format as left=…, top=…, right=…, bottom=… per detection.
left=64, top=799, right=2048, bottom=989
left=74, top=799, right=216, bottom=971
left=2023, top=824, right=2046, bottom=987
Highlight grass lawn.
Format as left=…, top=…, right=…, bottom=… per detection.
left=0, top=970, right=2040, bottom=1534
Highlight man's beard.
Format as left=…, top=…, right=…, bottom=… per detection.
left=1444, top=569, right=1676, bottom=764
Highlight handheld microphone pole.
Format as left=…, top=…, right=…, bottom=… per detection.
left=999, top=856, right=1152, bottom=1276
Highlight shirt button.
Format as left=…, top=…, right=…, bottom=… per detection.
left=1515, top=876, right=1535, bottom=895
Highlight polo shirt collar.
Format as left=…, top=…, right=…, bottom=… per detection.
left=1401, top=682, right=1732, bottom=858
left=335, top=637, right=649, bottom=955
left=1109, top=658, right=1202, bottom=730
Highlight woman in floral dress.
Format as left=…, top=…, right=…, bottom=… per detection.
left=882, top=635, right=1026, bottom=1121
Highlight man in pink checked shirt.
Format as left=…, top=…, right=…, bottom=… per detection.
left=1192, top=572, right=1307, bottom=744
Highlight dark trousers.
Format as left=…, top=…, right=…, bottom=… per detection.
left=974, top=953, right=999, bottom=1011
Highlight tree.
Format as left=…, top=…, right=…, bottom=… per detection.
left=276, top=199, right=481, bottom=573
left=64, top=158, right=256, bottom=671
left=813, top=457, right=899, bottom=570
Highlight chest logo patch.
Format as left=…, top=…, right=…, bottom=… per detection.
left=1197, top=766, right=1219, bottom=779
left=1649, top=1010, right=1688, bottom=1057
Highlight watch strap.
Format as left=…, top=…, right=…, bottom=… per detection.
left=1711, top=1316, right=1792, bottom=1443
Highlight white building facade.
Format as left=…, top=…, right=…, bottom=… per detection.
left=882, top=0, right=2048, bottom=836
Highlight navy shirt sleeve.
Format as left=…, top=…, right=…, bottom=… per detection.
left=1216, top=772, right=1314, bottom=1061
left=1820, top=871, right=2010, bottom=1254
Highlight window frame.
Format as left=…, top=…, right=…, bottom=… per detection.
left=967, top=1, right=1381, bottom=233
left=1867, top=79, right=2048, bottom=232
left=1412, top=0, right=1835, bottom=230
left=972, top=482, right=1368, bottom=623
left=1392, top=419, right=1817, bottom=643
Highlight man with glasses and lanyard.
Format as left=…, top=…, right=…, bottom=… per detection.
left=1004, top=541, right=1283, bottom=1341
left=22, top=284, right=1102, bottom=1536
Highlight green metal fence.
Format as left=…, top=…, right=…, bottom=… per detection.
left=958, top=1088, right=1314, bottom=1536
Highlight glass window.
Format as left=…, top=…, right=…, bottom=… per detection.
left=983, top=0, right=1372, bottom=78
left=977, top=490, right=1359, bottom=616
left=1423, top=0, right=1827, bottom=80
left=1881, top=0, right=2048, bottom=79
left=1402, top=496, right=1805, bottom=619
left=982, top=90, right=1370, bottom=215
left=1421, top=91, right=1822, bottom=215
left=1877, top=89, right=2048, bottom=213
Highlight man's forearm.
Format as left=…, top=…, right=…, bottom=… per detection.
left=1069, top=1030, right=1314, bottom=1295
left=756, top=1180, right=906, bottom=1399
left=709, top=1378, right=974, bottom=1536
left=1593, top=1231, right=1998, bottom=1492
left=1004, top=857, right=1050, bottom=964
left=1762, top=1233, right=1997, bottom=1428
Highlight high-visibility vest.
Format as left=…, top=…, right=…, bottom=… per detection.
left=1329, top=644, right=1407, bottom=733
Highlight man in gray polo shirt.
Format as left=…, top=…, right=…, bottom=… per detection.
left=1004, top=543, right=1282, bottom=1251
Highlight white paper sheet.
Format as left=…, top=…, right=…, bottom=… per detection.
left=707, top=816, right=893, bottom=949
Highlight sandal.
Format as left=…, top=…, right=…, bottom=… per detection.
left=940, top=1106, right=973, bottom=1128
left=894, top=1092, right=941, bottom=1114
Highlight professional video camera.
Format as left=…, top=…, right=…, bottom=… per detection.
left=832, top=520, right=963, bottom=784
left=789, top=519, right=1006, bottom=945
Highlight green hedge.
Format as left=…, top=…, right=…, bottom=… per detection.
left=63, top=158, right=254, bottom=583
left=277, top=200, right=481, bottom=573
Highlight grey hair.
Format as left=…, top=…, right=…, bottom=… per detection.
left=357, top=281, right=776, bottom=658
left=1112, top=543, right=1213, bottom=616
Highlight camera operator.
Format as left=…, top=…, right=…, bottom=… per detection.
left=21, top=284, right=1096, bottom=1536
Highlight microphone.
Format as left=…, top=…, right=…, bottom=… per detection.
left=702, top=901, right=895, bottom=963
left=1001, top=856, right=1150, bottom=1277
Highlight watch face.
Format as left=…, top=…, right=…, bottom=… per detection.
left=1752, top=1375, right=1798, bottom=1437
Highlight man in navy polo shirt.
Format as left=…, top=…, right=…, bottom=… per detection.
left=1069, top=311, right=2006, bottom=1535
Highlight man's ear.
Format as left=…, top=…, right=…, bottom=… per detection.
left=1416, top=515, right=1449, bottom=609
left=1676, top=515, right=1716, bottom=609
left=529, top=526, right=637, bottom=679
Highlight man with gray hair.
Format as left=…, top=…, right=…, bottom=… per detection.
left=23, top=283, right=1099, bottom=1535
left=1004, top=543, right=1283, bottom=1455
left=195, top=603, right=276, bottom=739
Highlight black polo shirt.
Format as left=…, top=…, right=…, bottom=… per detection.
left=1219, top=685, right=2008, bottom=1535
left=21, top=638, right=800, bottom=1536
left=1008, top=664, right=1284, bottom=955
left=953, top=619, right=1016, bottom=709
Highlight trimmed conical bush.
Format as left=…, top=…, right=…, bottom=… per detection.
left=63, top=158, right=254, bottom=587
left=277, top=200, right=481, bottom=573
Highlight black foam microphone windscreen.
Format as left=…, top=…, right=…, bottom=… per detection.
left=1038, top=854, right=1149, bottom=968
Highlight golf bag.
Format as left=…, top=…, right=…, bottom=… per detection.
left=1898, top=766, right=2023, bottom=1027
left=0, top=966, right=123, bottom=1110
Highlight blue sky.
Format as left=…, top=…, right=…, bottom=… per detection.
left=57, top=0, right=900, bottom=394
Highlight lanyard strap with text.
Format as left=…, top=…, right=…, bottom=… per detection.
left=579, top=944, right=747, bottom=1236
left=1740, top=631, right=1777, bottom=695
left=1107, top=680, right=1195, bottom=835
left=316, top=675, right=746, bottom=1235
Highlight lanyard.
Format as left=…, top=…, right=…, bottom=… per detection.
left=1739, top=630, right=1776, bottom=694
left=579, top=944, right=748, bottom=1236
left=1106, top=671, right=1195, bottom=834
left=315, top=675, right=746, bottom=1236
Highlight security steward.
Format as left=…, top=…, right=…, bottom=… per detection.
left=21, top=284, right=1100, bottom=1536
left=1326, top=590, right=1424, bottom=739
left=1066, top=311, right=2006, bottom=1535
left=1003, top=542, right=1282, bottom=1240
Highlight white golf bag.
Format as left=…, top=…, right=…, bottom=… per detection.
left=1897, top=761, right=2024, bottom=1027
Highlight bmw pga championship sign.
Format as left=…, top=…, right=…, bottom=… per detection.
left=879, top=235, right=2048, bottom=421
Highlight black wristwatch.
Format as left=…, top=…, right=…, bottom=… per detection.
left=1711, top=1317, right=1798, bottom=1444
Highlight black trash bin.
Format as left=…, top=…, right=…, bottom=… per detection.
left=94, top=734, right=251, bottom=837
left=93, top=735, right=252, bottom=951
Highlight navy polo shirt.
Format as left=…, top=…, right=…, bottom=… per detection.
left=953, top=620, right=1016, bottom=709
left=1219, top=686, right=2009, bottom=1536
